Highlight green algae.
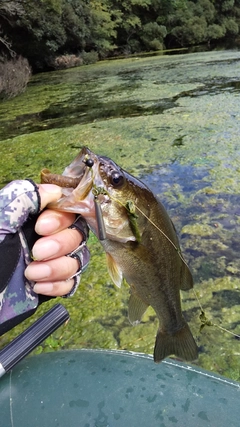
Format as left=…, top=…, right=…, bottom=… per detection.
left=181, top=277, right=240, bottom=379
left=0, top=50, right=240, bottom=381
left=181, top=223, right=215, bottom=237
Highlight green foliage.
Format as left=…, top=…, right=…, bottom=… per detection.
left=140, top=22, right=167, bottom=51
left=7, top=0, right=67, bottom=69
left=166, top=0, right=239, bottom=46
left=0, top=0, right=23, bottom=18
left=0, top=0, right=24, bottom=57
left=207, top=23, right=226, bottom=40
left=60, top=1, right=91, bottom=52
left=87, top=1, right=118, bottom=56
left=192, top=0, right=216, bottom=23
left=81, top=50, right=99, bottom=65
left=221, top=0, right=235, bottom=12
left=41, top=0, right=64, bottom=13
left=170, top=15, right=209, bottom=46
left=222, top=17, right=239, bottom=35
left=0, top=0, right=240, bottom=72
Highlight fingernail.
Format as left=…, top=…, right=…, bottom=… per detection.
left=32, top=239, right=60, bottom=260
left=33, top=282, right=54, bottom=294
left=25, top=263, right=52, bottom=280
left=35, top=216, right=61, bottom=235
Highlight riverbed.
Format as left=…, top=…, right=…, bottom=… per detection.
left=0, top=49, right=240, bottom=380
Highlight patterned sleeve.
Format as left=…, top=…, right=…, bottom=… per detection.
left=0, top=179, right=40, bottom=241
left=0, top=180, right=40, bottom=335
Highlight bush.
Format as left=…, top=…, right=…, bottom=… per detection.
left=0, top=56, right=31, bottom=99
left=52, top=54, right=83, bottom=69
left=81, top=50, right=99, bottom=65
left=146, top=39, right=164, bottom=51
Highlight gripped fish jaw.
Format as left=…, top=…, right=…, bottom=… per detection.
left=41, top=147, right=116, bottom=237
left=40, top=147, right=97, bottom=222
left=41, top=148, right=145, bottom=242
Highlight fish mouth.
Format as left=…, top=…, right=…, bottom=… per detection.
left=41, top=147, right=136, bottom=242
left=41, top=147, right=109, bottom=233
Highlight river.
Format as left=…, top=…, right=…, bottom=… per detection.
left=0, top=49, right=240, bottom=380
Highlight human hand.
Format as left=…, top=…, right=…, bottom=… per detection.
left=0, top=179, right=89, bottom=333
left=25, top=184, right=89, bottom=297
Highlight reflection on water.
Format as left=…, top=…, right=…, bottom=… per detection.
left=142, top=162, right=240, bottom=283
left=141, top=162, right=210, bottom=205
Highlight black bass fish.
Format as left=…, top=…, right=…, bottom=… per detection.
left=41, top=147, right=198, bottom=363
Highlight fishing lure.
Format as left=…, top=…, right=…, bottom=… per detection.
left=41, top=168, right=80, bottom=188
left=125, top=200, right=141, bottom=243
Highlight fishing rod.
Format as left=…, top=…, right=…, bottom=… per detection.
left=0, top=304, right=69, bottom=378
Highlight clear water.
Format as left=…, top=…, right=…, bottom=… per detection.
left=0, top=49, right=240, bottom=380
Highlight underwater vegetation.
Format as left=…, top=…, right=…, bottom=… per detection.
left=0, top=50, right=240, bottom=380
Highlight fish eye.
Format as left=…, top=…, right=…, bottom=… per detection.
left=84, top=158, right=94, bottom=168
left=110, top=171, right=125, bottom=188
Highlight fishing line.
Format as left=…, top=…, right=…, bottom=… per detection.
left=111, top=191, right=240, bottom=339
left=134, top=204, right=189, bottom=267
left=85, top=159, right=182, bottom=261
left=92, top=183, right=189, bottom=266
left=193, top=288, right=240, bottom=339
left=92, top=176, right=240, bottom=340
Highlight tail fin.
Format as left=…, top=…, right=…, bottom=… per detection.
left=154, top=322, right=198, bottom=363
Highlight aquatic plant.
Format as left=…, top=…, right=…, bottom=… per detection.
left=0, top=50, right=240, bottom=380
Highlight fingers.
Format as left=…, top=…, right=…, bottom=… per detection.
left=38, top=184, right=62, bottom=211
left=26, top=184, right=87, bottom=297
left=26, top=255, right=79, bottom=281
left=37, top=184, right=76, bottom=235
left=31, top=228, right=82, bottom=261
left=33, top=280, right=75, bottom=297
left=25, top=227, right=83, bottom=297
left=35, top=209, right=76, bottom=236
left=25, top=255, right=79, bottom=296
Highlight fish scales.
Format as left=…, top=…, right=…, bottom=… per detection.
left=41, top=147, right=198, bottom=363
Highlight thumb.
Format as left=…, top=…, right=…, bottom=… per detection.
left=38, top=184, right=62, bottom=210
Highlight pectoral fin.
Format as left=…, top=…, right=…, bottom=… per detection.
left=106, top=253, right=122, bottom=288
left=128, top=293, right=149, bottom=325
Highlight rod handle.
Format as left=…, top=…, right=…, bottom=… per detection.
left=0, top=304, right=69, bottom=377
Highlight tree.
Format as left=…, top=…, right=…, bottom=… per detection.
left=0, top=0, right=24, bottom=57
left=61, top=0, right=91, bottom=52
left=1, top=0, right=240, bottom=74
left=4, top=0, right=67, bottom=69
left=221, top=0, right=235, bottom=12
left=86, top=1, right=118, bottom=56
left=140, top=22, right=167, bottom=50
left=206, top=23, right=226, bottom=40
left=222, top=17, right=239, bottom=35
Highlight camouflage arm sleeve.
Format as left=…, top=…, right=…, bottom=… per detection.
left=0, top=180, right=40, bottom=334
